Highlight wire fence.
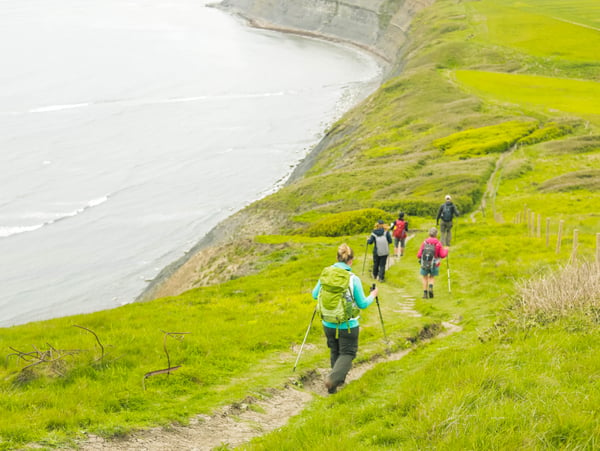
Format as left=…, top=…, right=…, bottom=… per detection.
left=514, top=205, right=600, bottom=263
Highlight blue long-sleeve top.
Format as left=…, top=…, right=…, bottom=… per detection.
left=312, top=262, right=375, bottom=329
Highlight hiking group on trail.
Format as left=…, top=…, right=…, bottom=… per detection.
left=309, top=196, right=455, bottom=393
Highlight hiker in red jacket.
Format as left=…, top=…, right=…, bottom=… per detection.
left=417, top=227, right=448, bottom=299
left=390, top=212, right=408, bottom=257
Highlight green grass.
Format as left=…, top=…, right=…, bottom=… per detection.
left=1, top=0, right=600, bottom=449
left=473, top=1, right=600, bottom=61
left=455, top=70, right=600, bottom=119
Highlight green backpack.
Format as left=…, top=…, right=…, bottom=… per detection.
left=317, top=266, right=360, bottom=326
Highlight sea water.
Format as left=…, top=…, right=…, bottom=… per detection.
left=0, top=0, right=382, bottom=327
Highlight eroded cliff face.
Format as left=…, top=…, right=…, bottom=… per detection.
left=217, top=0, right=435, bottom=63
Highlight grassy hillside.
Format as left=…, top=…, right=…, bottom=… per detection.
left=1, top=0, right=599, bottom=449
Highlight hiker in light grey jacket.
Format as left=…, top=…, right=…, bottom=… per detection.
left=367, top=220, right=392, bottom=282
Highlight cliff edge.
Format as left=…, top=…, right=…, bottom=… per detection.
left=217, top=0, right=435, bottom=65
left=138, top=0, right=435, bottom=301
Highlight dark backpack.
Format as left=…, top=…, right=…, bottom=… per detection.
left=373, top=233, right=390, bottom=256
left=420, top=242, right=436, bottom=270
left=441, top=203, right=454, bottom=222
left=392, top=220, right=407, bottom=239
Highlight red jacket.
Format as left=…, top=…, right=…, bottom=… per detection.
left=417, top=237, right=448, bottom=266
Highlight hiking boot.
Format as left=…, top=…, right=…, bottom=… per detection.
left=429, top=290, right=434, bottom=298
left=324, top=377, right=337, bottom=394
left=422, top=291, right=428, bottom=299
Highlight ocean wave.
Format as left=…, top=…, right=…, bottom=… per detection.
left=0, top=195, right=109, bottom=238
left=5, top=92, right=288, bottom=116
left=29, top=103, right=91, bottom=113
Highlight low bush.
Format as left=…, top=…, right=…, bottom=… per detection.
left=302, top=208, right=392, bottom=237
left=433, top=120, right=537, bottom=157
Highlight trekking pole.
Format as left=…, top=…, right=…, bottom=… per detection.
left=447, top=253, right=452, bottom=294
left=293, top=306, right=317, bottom=372
left=362, top=242, right=369, bottom=275
left=454, top=220, right=458, bottom=244
left=371, top=283, right=388, bottom=342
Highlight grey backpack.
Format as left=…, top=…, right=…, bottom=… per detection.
left=373, top=233, right=390, bottom=257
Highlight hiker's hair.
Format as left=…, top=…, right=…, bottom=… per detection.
left=375, top=222, right=384, bottom=229
left=429, top=227, right=438, bottom=237
left=337, top=243, right=354, bottom=263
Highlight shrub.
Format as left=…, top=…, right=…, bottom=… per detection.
left=517, top=121, right=576, bottom=146
left=433, top=120, right=537, bottom=157
left=302, top=208, right=393, bottom=237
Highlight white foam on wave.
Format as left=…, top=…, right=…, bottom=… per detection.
left=0, top=224, right=45, bottom=238
left=0, top=195, right=110, bottom=238
left=10, top=92, right=286, bottom=116
left=29, top=103, right=90, bottom=113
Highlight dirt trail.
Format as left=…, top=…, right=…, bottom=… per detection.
left=78, top=257, right=461, bottom=451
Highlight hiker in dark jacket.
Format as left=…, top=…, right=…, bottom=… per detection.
left=367, top=220, right=392, bottom=282
left=312, top=243, right=377, bottom=394
left=436, top=194, right=460, bottom=246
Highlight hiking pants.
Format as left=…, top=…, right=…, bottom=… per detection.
left=440, top=220, right=453, bottom=246
left=372, top=254, right=388, bottom=281
left=324, top=325, right=359, bottom=387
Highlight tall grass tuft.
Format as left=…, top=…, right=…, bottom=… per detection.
left=515, top=260, right=600, bottom=317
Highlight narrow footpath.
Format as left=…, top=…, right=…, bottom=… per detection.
left=79, top=255, right=462, bottom=451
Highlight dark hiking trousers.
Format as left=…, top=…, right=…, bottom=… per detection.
left=324, top=325, right=359, bottom=388
left=372, top=254, right=388, bottom=281
left=440, top=220, right=453, bottom=246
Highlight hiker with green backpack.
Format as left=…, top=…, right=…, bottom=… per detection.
left=312, top=243, right=378, bottom=394
left=417, top=227, right=448, bottom=299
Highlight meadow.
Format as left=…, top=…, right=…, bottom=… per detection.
left=1, top=0, right=599, bottom=449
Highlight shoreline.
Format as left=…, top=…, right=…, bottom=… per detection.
left=133, top=25, right=389, bottom=302
left=137, top=0, right=430, bottom=302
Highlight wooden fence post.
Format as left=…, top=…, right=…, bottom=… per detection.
left=571, top=229, right=578, bottom=261
left=537, top=214, right=541, bottom=238
left=546, top=218, right=550, bottom=247
left=556, top=220, right=564, bottom=254
left=530, top=211, right=535, bottom=237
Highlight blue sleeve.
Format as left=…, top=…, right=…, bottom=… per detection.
left=367, top=233, right=374, bottom=244
left=386, top=231, right=392, bottom=243
left=351, top=275, right=374, bottom=309
left=312, top=280, right=321, bottom=300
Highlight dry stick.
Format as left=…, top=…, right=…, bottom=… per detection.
left=537, top=214, right=541, bottom=238
left=143, top=331, right=190, bottom=390
left=73, top=324, right=105, bottom=360
left=556, top=220, right=564, bottom=254
left=162, top=331, right=190, bottom=372
left=546, top=217, right=551, bottom=247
